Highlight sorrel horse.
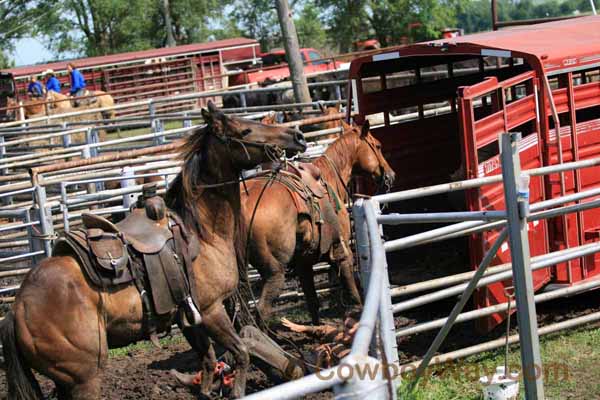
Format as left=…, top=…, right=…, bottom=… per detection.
left=0, top=101, right=307, bottom=399
left=242, top=120, right=395, bottom=324
left=47, top=90, right=116, bottom=120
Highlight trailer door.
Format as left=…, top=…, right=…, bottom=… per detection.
left=457, top=71, right=552, bottom=331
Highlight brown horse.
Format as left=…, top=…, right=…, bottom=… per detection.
left=0, top=102, right=307, bottom=399
left=242, top=120, right=395, bottom=324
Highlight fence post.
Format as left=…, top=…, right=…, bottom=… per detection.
left=353, top=197, right=371, bottom=292
left=61, top=122, right=71, bottom=148
left=120, top=167, right=137, bottom=213
left=500, top=132, right=545, bottom=399
left=81, top=146, right=98, bottom=196
left=24, top=209, right=38, bottom=264
left=240, top=92, right=247, bottom=109
left=152, top=118, right=165, bottom=146
left=372, top=200, right=400, bottom=382
left=34, top=185, right=54, bottom=259
left=183, top=112, right=192, bottom=128
left=334, top=84, right=342, bottom=102
left=18, top=101, right=25, bottom=124
left=60, top=182, right=70, bottom=233
left=0, top=135, right=7, bottom=176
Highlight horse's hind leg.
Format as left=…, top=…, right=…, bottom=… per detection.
left=297, top=261, right=320, bottom=325
left=331, top=243, right=362, bottom=306
left=57, top=376, right=101, bottom=400
left=253, top=244, right=286, bottom=322
left=203, top=303, right=249, bottom=398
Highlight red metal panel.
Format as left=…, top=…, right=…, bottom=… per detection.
left=474, top=110, right=504, bottom=149
left=476, top=137, right=551, bottom=329
left=574, top=81, right=600, bottom=110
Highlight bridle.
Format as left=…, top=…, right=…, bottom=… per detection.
left=194, top=125, right=285, bottom=189
left=361, top=133, right=393, bottom=194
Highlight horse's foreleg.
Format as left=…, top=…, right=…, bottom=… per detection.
left=203, top=304, right=249, bottom=398
left=181, top=324, right=217, bottom=396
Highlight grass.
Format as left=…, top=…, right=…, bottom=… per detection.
left=398, top=324, right=600, bottom=400
left=108, top=333, right=186, bottom=358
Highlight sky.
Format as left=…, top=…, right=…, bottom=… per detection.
left=12, top=37, right=56, bottom=67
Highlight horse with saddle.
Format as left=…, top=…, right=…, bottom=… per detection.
left=53, top=183, right=202, bottom=346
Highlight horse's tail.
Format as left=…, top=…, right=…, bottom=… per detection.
left=0, top=311, right=43, bottom=400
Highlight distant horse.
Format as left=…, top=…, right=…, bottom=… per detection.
left=7, top=97, right=45, bottom=119
left=47, top=90, right=116, bottom=120
left=0, top=101, right=307, bottom=399
left=242, top=120, right=396, bottom=323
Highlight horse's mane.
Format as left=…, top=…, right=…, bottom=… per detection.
left=315, top=128, right=360, bottom=171
left=165, top=124, right=248, bottom=271
left=165, top=125, right=210, bottom=239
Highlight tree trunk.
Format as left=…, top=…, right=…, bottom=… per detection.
left=162, top=0, right=176, bottom=47
left=275, top=0, right=312, bottom=108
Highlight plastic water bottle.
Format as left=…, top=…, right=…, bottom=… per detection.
left=517, top=174, right=530, bottom=217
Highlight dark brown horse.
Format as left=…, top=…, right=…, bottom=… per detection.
left=242, top=120, right=395, bottom=324
left=0, top=102, right=307, bottom=399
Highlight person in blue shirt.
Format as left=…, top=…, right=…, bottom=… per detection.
left=44, top=69, right=61, bottom=93
left=27, top=76, right=43, bottom=98
left=67, top=63, right=86, bottom=106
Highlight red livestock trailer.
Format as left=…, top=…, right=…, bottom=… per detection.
left=347, top=16, right=600, bottom=331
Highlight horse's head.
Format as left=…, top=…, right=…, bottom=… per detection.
left=201, top=101, right=307, bottom=169
left=349, top=120, right=396, bottom=190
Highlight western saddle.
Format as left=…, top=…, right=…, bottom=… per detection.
left=53, top=184, right=201, bottom=343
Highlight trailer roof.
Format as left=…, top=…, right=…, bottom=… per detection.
left=6, top=37, right=258, bottom=77
left=350, top=16, right=600, bottom=77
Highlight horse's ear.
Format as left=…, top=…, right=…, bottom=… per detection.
left=203, top=101, right=227, bottom=126
left=360, top=119, right=370, bottom=138
left=201, top=108, right=212, bottom=123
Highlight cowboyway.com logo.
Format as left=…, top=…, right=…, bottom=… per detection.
left=315, top=358, right=570, bottom=385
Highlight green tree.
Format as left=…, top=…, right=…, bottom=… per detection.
left=369, top=0, right=466, bottom=46
left=316, top=0, right=369, bottom=53
left=40, top=0, right=228, bottom=58
left=231, top=0, right=280, bottom=51
left=155, top=0, right=227, bottom=46
left=295, top=2, right=327, bottom=49
left=0, top=1, right=56, bottom=66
